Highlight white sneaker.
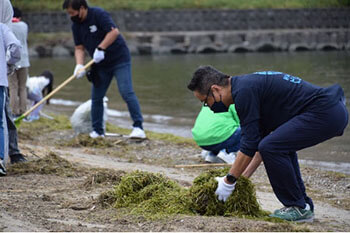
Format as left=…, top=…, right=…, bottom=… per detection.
left=129, top=127, right=146, bottom=139
left=89, top=131, right=105, bottom=138
left=217, top=150, right=237, bottom=164
left=205, top=153, right=225, bottom=163
left=200, top=150, right=210, bottom=159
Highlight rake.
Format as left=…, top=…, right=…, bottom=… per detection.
left=14, top=60, right=94, bottom=127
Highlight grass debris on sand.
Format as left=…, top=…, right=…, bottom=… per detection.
left=104, top=169, right=269, bottom=220
left=7, top=152, right=79, bottom=177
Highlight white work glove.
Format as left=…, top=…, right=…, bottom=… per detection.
left=93, top=48, right=105, bottom=63
left=73, top=64, right=86, bottom=79
left=215, top=176, right=236, bottom=202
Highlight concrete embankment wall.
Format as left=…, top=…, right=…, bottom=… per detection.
left=23, top=8, right=350, bottom=57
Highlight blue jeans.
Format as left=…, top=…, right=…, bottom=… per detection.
left=5, top=87, right=20, bottom=155
left=0, top=86, right=6, bottom=160
left=91, top=62, right=143, bottom=134
left=201, top=127, right=241, bottom=155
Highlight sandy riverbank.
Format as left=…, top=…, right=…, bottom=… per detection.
left=0, top=114, right=349, bottom=231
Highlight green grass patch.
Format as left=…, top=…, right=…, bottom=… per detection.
left=61, top=134, right=117, bottom=148
left=28, top=32, right=72, bottom=45
left=106, top=122, right=198, bottom=147
left=13, top=0, right=348, bottom=11
left=18, top=114, right=71, bottom=140
left=19, top=114, right=71, bottom=131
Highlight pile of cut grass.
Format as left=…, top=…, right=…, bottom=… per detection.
left=107, top=169, right=268, bottom=220
left=8, top=152, right=79, bottom=177
left=113, top=170, right=192, bottom=219
left=189, top=168, right=267, bottom=217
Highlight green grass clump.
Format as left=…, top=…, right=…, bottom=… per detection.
left=110, top=169, right=267, bottom=220
left=8, top=152, right=78, bottom=177
left=189, top=168, right=267, bottom=217
left=113, top=170, right=193, bottom=219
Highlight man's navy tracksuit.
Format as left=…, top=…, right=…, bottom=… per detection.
left=231, top=71, right=348, bottom=211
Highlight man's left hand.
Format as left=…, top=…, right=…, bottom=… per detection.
left=93, top=48, right=105, bottom=63
left=215, top=176, right=236, bottom=202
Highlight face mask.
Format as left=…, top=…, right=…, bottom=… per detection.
left=70, top=11, right=81, bottom=23
left=209, top=94, right=229, bottom=113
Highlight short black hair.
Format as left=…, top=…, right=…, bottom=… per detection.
left=187, top=65, right=230, bottom=95
left=13, top=7, right=22, bottom=18
left=62, top=0, right=88, bottom=10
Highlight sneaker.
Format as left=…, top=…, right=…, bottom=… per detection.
left=129, top=127, right=146, bottom=139
left=205, top=152, right=225, bottom=163
left=270, top=204, right=314, bottom=222
left=217, top=150, right=236, bottom=164
left=89, top=131, right=105, bottom=139
left=200, top=150, right=210, bottom=159
left=0, top=159, right=6, bottom=176
left=10, top=153, right=27, bottom=164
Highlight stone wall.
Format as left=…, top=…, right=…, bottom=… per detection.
left=23, top=8, right=350, bottom=56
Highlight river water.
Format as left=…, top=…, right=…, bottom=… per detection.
left=29, top=51, right=350, bottom=171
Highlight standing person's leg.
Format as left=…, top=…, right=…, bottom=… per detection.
left=290, top=152, right=314, bottom=212
left=258, top=101, right=348, bottom=221
left=17, top=67, right=28, bottom=115
left=4, top=88, right=26, bottom=163
left=113, top=62, right=143, bottom=129
left=91, top=67, right=113, bottom=135
left=0, top=86, right=7, bottom=175
left=8, top=70, right=19, bottom=116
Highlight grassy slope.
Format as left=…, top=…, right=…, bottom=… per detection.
left=12, top=0, right=349, bottom=11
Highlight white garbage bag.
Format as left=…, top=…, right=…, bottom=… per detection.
left=70, top=97, right=108, bottom=135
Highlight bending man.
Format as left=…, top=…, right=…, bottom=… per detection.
left=187, top=66, right=348, bottom=222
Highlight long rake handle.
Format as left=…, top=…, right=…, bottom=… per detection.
left=175, top=163, right=232, bottom=168
left=19, top=60, right=94, bottom=120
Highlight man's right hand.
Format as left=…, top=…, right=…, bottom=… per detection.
left=73, top=64, right=86, bottom=79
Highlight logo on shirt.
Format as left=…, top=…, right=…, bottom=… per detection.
left=89, top=25, right=97, bottom=33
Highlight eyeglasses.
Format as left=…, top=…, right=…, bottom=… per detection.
left=203, top=87, right=211, bottom=107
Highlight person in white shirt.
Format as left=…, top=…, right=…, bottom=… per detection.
left=26, top=70, right=54, bottom=121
